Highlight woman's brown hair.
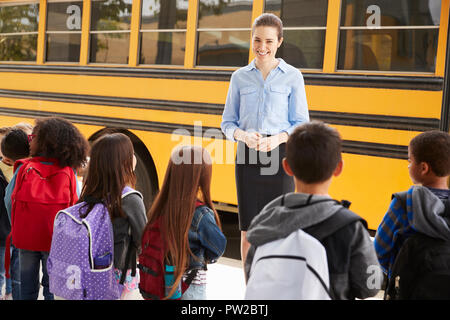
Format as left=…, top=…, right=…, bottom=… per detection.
left=146, top=145, right=221, bottom=299
left=79, top=133, right=136, bottom=219
left=252, top=13, right=283, bottom=40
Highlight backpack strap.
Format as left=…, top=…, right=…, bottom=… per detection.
left=303, top=206, right=368, bottom=242
left=120, top=236, right=136, bottom=285
left=119, top=187, right=142, bottom=284
left=184, top=269, right=199, bottom=286
left=444, top=197, right=450, bottom=218
left=13, top=158, right=29, bottom=173
left=122, top=187, right=143, bottom=200
left=255, top=254, right=332, bottom=299
left=286, top=196, right=349, bottom=211
left=281, top=195, right=365, bottom=241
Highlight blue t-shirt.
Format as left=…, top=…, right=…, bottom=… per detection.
left=426, top=186, right=450, bottom=201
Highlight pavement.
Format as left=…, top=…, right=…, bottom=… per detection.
left=35, top=257, right=246, bottom=300
left=32, top=256, right=383, bottom=300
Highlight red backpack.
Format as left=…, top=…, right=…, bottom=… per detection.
left=138, top=217, right=167, bottom=300
left=6, top=157, right=78, bottom=250
left=138, top=203, right=203, bottom=300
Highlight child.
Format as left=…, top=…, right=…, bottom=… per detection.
left=0, top=126, right=11, bottom=300
left=142, top=146, right=226, bottom=300
left=0, top=124, right=32, bottom=183
left=1, top=128, right=30, bottom=168
left=374, top=130, right=450, bottom=278
left=0, top=167, right=10, bottom=300
left=0, top=127, right=12, bottom=183
left=245, top=121, right=381, bottom=300
left=0, top=129, right=30, bottom=300
left=78, top=133, right=147, bottom=300
left=11, top=122, right=33, bottom=135
left=4, top=117, right=89, bottom=300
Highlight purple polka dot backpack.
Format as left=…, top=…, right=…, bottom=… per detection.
left=47, top=186, right=138, bottom=300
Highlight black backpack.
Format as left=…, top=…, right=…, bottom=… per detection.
left=384, top=192, right=450, bottom=300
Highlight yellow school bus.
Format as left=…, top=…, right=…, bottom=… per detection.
left=0, top=0, right=449, bottom=231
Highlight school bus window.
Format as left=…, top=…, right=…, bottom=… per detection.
left=46, top=1, right=83, bottom=63
left=338, top=0, right=441, bottom=73
left=196, top=0, right=253, bottom=67
left=265, top=0, right=328, bottom=69
left=139, top=0, right=187, bottom=66
left=0, top=1, right=39, bottom=62
left=90, top=0, right=132, bottom=64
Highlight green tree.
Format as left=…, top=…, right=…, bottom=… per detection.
left=0, top=3, right=39, bottom=61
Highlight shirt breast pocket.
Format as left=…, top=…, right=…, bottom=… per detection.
left=269, top=85, right=290, bottom=114
left=239, top=86, right=259, bottom=114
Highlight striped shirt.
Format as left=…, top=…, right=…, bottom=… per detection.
left=183, top=269, right=207, bottom=286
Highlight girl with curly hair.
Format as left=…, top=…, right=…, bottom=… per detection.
left=4, top=117, right=89, bottom=300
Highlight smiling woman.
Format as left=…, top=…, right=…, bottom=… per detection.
left=251, top=14, right=283, bottom=77
left=252, top=25, right=282, bottom=79
left=221, top=13, right=310, bottom=266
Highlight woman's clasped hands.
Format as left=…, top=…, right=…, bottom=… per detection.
left=243, top=131, right=288, bottom=152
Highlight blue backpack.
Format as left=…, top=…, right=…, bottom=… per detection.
left=47, top=186, right=140, bottom=300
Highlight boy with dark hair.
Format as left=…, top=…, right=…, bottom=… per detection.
left=1, top=129, right=30, bottom=167
left=374, top=130, right=450, bottom=281
left=245, top=121, right=381, bottom=300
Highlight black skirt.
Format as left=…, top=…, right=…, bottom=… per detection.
left=235, top=141, right=294, bottom=231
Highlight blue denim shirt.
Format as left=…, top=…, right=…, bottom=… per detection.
left=221, top=58, right=310, bottom=142
left=188, top=204, right=227, bottom=270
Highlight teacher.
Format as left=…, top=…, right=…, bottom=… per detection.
left=221, top=13, right=310, bottom=264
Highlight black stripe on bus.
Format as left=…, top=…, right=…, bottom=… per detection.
left=0, top=64, right=230, bottom=81
left=0, top=65, right=443, bottom=91
left=0, top=106, right=408, bottom=159
left=0, top=89, right=440, bottom=132
left=0, top=89, right=222, bottom=115
left=305, top=73, right=443, bottom=91
left=309, top=110, right=439, bottom=132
